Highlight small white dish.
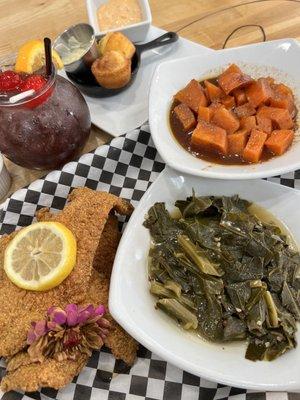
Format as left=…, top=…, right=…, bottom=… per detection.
left=86, top=0, right=151, bottom=42
left=149, top=38, right=300, bottom=180
left=110, top=166, right=300, bottom=391
left=59, top=25, right=213, bottom=136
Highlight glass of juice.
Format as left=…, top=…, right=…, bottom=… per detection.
left=0, top=64, right=91, bottom=170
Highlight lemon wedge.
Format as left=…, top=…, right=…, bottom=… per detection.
left=15, top=39, right=64, bottom=73
left=4, top=222, right=76, bottom=291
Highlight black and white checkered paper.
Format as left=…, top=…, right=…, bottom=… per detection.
left=0, top=124, right=300, bottom=400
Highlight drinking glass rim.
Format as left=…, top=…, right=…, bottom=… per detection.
left=0, top=63, right=56, bottom=107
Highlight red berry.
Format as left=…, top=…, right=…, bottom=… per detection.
left=20, top=75, right=47, bottom=92
left=19, top=74, right=53, bottom=108
left=0, top=70, right=22, bottom=91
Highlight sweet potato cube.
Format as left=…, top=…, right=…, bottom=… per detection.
left=240, top=116, right=256, bottom=133
left=198, top=106, right=213, bottom=123
left=270, top=85, right=295, bottom=116
left=191, top=121, right=228, bottom=155
left=219, top=64, right=242, bottom=77
left=204, top=80, right=224, bottom=102
left=274, top=83, right=293, bottom=96
left=212, top=107, right=240, bottom=134
left=221, top=95, right=236, bottom=109
left=175, top=79, right=207, bottom=112
left=246, top=78, right=272, bottom=107
left=257, top=106, right=294, bottom=129
left=172, top=103, right=197, bottom=132
left=209, top=101, right=223, bottom=111
left=265, top=129, right=294, bottom=155
left=228, top=129, right=249, bottom=156
left=256, top=115, right=272, bottom=135
left=233, top=89, right=247, bottom=106
left=218, top=72, right=253, bottom=95
left=270, top=95, right=295, bottom=116
left=265, top=77, right=275, bottom=86
left=243, top=129, right=267, bottom=163
left=234, top=102, right=256, bottom=118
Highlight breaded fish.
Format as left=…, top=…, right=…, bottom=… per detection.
left=0, top=188, right=133, bottom=358
left=93, top=214, right=121, bottom=278
left=1, top=269, right=105, bottom=392
left=92, top=216, right=138, bottom=366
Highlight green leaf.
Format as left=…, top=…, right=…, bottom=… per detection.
left=157, top=298, right=198, bottom=330
left=178, top=234, right=224, bottom=277
left=175, top=193, right=213, bottom=218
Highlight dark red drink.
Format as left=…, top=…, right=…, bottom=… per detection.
left=0, top=67, right=91, bottom=169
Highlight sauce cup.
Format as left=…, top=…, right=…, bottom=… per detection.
left=53, top=23, right=99, bottom=75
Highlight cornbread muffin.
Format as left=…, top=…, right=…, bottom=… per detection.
left=91, top=50, right=131, bottom=89
left=98, top=32, right=136, bottom=59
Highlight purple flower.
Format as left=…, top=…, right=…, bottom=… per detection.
left=47, top=321, right=58, bottom=330
left=27, top=303, right=108, bottom=348
left=95, top=305, right=106, bottom=317
left=27, top=320, right=48, bottom=345
left=65, top=304, right=79, bottom=326
left=48, top=307, right=67, bottom=325
left=77, top=305, right=94, bottom=325
left=35, top=320, right=48, bottom=336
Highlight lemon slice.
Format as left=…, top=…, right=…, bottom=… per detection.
left=4, top=222, right=76, bottom=291
left=15, top=39, right=64, bottom=73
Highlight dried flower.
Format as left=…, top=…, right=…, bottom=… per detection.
left=27, top=304, right=110, bottom=362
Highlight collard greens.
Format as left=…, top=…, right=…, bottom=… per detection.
left=144, top=194, right=300, bottom=361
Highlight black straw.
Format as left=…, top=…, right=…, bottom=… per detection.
left=44, top=37, right=52, bottom=76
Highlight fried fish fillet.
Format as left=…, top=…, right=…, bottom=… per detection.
left=93, top=214, right=121, bottom=278
left=0, top=188, right=133, bottom=358
left=92, top=215, right=138, bottom=366
left=1, top=269, right=105, bottom=393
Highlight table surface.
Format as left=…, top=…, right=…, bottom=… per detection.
left=0, top=0, right=299, bottom=200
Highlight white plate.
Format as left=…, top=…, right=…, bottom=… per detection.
left=59, top=26, right=213, bottom=136
left=110, top=166, right=300, bottom=391
left=149, top=39, right=300, bottom=179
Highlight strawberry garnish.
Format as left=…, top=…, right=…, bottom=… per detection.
left=19, top=74, right=52, bottom=108
left=20, top=75, right=47, bottom=92
left=0, top=70, right=22, bottom=92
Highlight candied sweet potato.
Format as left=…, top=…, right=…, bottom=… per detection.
left=221, top=95, right=236, bottom=109
left=240, top=116, right=256, bottom=132
left=269, top=85, right=295, bottom=116
left=228, top=129, right=249, bottom=156
left=204, top=80, right=224, bottom=102
left=233, top=88, right=247, bottom=106
left=245, top=78, right=272, bottom=107
left=175, top=79, right=207, bottom=112
left=218, top=72, right=253, bottom=95
left=256, top=115, right=272, bottom=135
left=265, top=129, right=294, bottom=155
left=209, top=101, right=223, bottom=111
left=212, top=107, right=240, bottom=134
left=198, top=106, right=213, bottom=123
left=243, top=129, right=268, bottom=163
left=274, top=83, right=293, bottom=96
left=219, top=64, right=242, bottom=78
left=191, top=121, right=228, bottom=155
left=234, top=102, right=256, bottom=118
left=257, top=106, right=294, bottom=129
left=172, top=103, right=196, bottom=132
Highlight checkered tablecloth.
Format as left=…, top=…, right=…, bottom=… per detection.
left=0, top=124, right=299, bottom=400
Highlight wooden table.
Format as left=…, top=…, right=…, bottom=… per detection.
left=0, top=0, right=299, bottom=199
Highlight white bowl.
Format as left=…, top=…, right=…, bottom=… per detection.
left=86, top=0, right=152, bottom=42
left=149, top=39, right=300, bottom=180
left=110, top=166, right=300, bottom=391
